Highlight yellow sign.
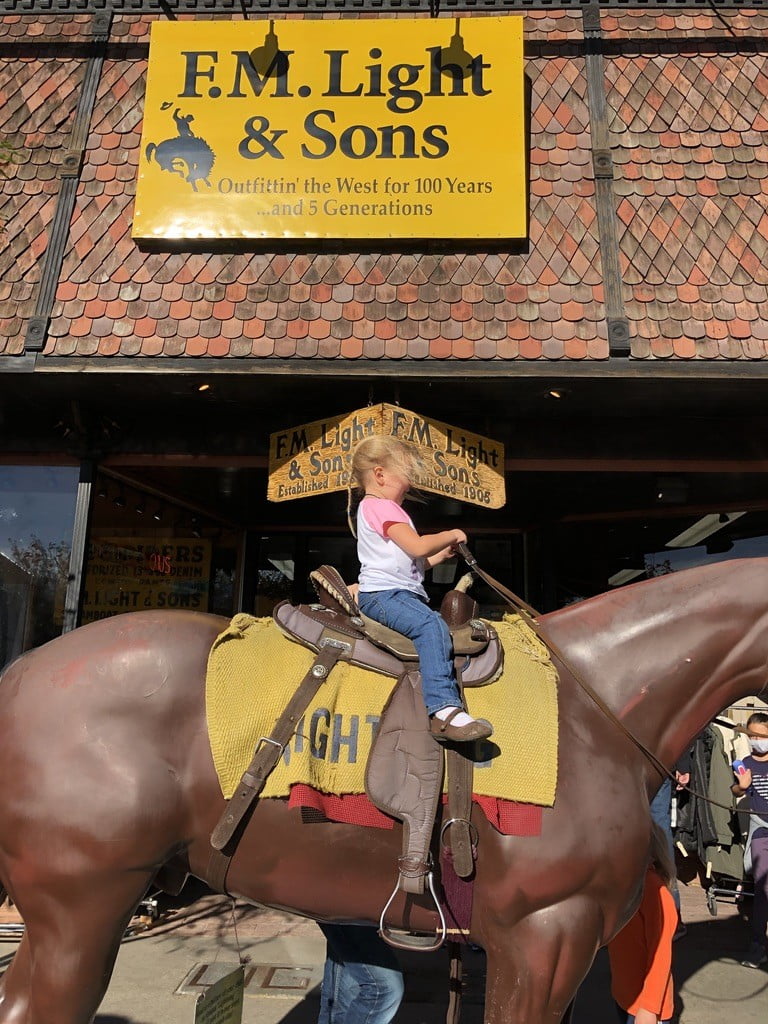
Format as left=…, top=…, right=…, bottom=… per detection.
left=133, top=17, right=526, bottom=241
left=82, top=537, right=212, bottom=623
left=268, top=404, right=505, bottom=508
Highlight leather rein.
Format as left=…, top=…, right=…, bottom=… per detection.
left=455, top=543, right=762, bottom=818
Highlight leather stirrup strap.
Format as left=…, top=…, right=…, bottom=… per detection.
left=209, top=636, right=351, bottom=856
left=445, top=665, right=475, bottom=879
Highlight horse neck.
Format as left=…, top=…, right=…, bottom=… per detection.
left=552, top=559, right=768, bottom=773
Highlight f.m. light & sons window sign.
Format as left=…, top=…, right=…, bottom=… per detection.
left=133, top=17, right=526, bottom=241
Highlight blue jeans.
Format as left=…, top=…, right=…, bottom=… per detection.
left=358, top=589, right=460, bottom=715
left=650, top=778, right=681, bottom=910
left=318, top=924, right=404, bottom=1024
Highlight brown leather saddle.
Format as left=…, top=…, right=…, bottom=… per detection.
left=287, top=569, right=503, bottom=915
left=273, top=589, right=503, bottom=688
left=208, top=565, right=504, bottom=949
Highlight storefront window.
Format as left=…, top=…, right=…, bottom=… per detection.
left=254, top=535, right=297, bottom=616
left=0, top=465, right=79, bottom=668
left=307, top=535, right=358, bottom=592
left=255, top=532, right=522, bottom=618
left=464, top=538, right=521, bottom=618
left=83, top=473, right=240, bottom=624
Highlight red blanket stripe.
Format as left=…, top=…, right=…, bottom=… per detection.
left=287, top=784, right=542, bottom=836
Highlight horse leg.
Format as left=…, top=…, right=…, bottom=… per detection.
left=482, top=898, right=602, bottom=1024
left=0, top=866, right=154, bottom=1024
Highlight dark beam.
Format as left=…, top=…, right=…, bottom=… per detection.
left=23, top=13, right=113, bottom=354
left=14, top=356, right=768, bottom=380
left=1, top=0, right=764, bottom=14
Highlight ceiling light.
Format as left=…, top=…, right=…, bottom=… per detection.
left=666, top=512, right=746, bottom=549
left=268, top=558, right=295, bottom=581
left=219, top=467, right=237, bottom=498
left=655, top=476, right=688, bottom=505
left=608, top=568, right=646, bottom=587
left=152, top=506, right=163, bottom=522
left=113, top=492, right=126, bottom=509
left=197, top=383, right=210, bottom=392
left=249, top=20, right=288, bottom=78
left=545, top=388, right=566, bottom=399
left=439, top=18, right=474, bottom=80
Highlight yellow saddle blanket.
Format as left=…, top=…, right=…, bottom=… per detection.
left=206, top=612, right=558, bottom=806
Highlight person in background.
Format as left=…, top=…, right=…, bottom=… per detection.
left=318, top=923, right=403, bottom=1024
left=649, top=753, right=691, bottom=940
left=732, top=711, right=768, bottom=969
left=608, top=823, right=678, bottom=1024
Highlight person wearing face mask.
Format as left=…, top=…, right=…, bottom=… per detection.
left=732, top=711, right=768, bottom=969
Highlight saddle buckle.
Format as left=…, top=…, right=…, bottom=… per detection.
left=254, top=736, right=284, bottom=756
left=320, top=636, right=353, bottom=653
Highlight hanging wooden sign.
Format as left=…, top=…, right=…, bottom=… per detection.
left=268, top=404, right=505, bottom=508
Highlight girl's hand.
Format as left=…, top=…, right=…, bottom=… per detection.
left=674, top=771, right=690, bottom=790
left=450, top=529, right=468, bottom=548
left=427, top=546, right=456, bottom=568
left=736, top=768, right=752, bottom=790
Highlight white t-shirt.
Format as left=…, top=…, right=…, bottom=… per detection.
left=357, top=497, right=427, bottom=598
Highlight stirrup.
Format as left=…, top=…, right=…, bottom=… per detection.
left=378, top=871, right=446, bottom=953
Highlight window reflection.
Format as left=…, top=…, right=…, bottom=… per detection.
left=86, top=472, right=240, bottom=624
left=0, top=465, right=79, bottom=667
left=254, top=536, right=297, bottom=615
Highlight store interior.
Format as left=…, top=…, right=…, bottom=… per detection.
left=3, top=369, right=768, bottom=666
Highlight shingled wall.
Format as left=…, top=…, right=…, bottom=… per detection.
left=1, top=9, right=768, bottom=361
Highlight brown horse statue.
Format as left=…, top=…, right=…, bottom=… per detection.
left=0, top=557, right=766, bottom=1024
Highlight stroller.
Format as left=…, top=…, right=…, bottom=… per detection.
left=673, top=721, right=754, bottom=918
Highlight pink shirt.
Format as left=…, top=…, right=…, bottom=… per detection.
left=357, top=497, right=427, bottom=598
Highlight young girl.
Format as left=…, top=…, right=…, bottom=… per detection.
left=349, top=436, right=493, bottom=744
left=607, top=823, right=678, bottom=1024
left=732, top=711, right=768, bottom=969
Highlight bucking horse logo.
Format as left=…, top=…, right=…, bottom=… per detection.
left=145, top=109, right=215, bottom=192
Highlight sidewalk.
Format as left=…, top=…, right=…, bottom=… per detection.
left=1, top=881, right=766, bottom=1023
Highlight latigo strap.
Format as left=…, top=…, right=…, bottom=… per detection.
left=206, top=633, right=352, bottom=893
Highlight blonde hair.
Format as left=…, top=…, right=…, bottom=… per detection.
left=346, top=436, right=421, bottom=536
left=351, top=436, right=420, bottom=487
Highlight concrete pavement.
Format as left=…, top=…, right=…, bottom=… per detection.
left=1, top=881, right=766, bottom=1023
